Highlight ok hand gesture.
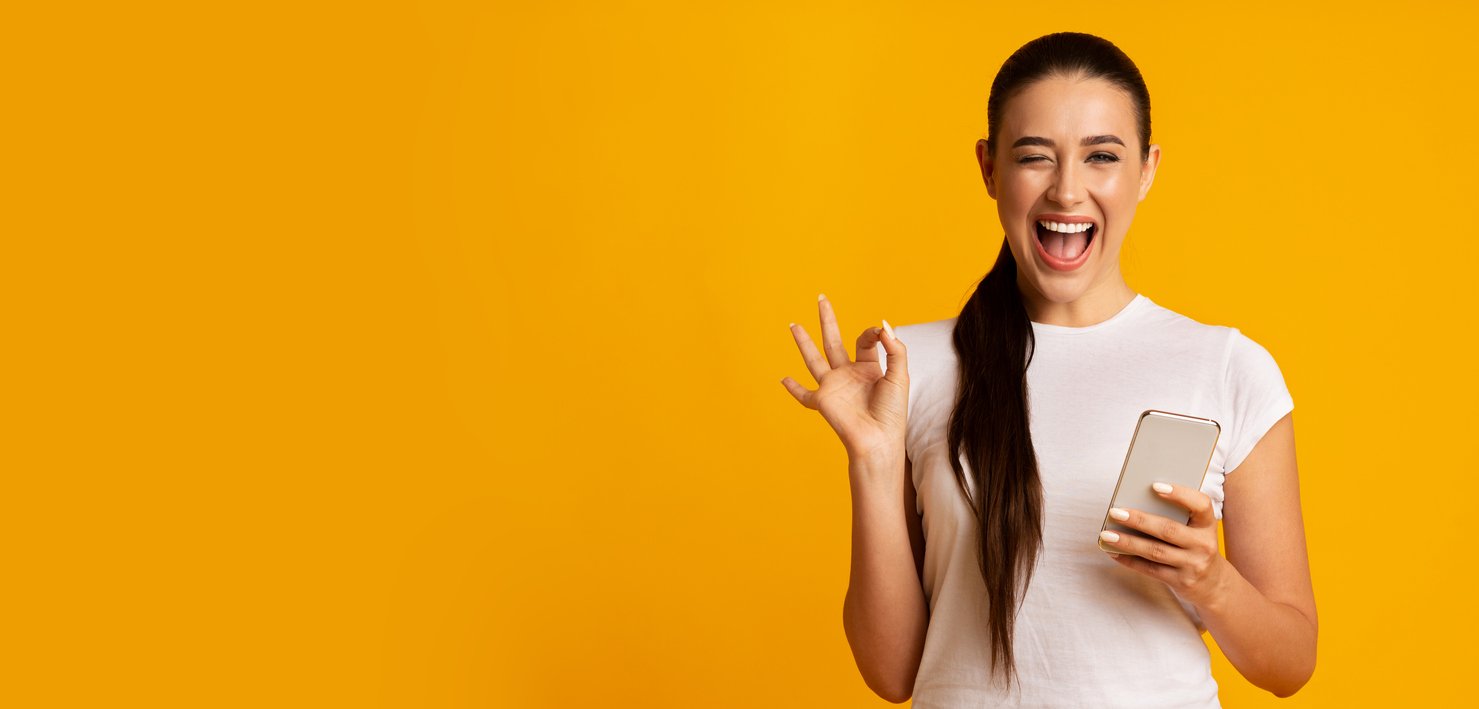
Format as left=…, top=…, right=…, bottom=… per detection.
left=780, top=294, right=908, bottom=464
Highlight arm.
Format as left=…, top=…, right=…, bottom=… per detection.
left=1100, top=410, right=1317, bottom=696
left=842, top=454, right=929, bottom=704
left=1201, top=411, right=1318, bottom=697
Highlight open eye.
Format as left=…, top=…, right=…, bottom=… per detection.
left=1089, top=153, right=1120, bottom=163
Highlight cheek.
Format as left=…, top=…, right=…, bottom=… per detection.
left=1091, top=171, right=1143, bottom=213
left=998, top=172, right=1050, bottom=210
left=1091, top=168, right=1135, bottom=194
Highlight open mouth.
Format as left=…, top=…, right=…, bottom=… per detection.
left=1034, top=220, right=1096, bottom=262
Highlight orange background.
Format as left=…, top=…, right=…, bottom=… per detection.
left=3, top=1, right=1474, bottom=706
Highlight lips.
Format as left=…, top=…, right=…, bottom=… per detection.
left=1032, top=217, right=1096, bottom=272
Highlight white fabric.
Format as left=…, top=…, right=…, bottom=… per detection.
left=877, top=293, right=1294, bottom=708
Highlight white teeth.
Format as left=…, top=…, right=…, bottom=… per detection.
left=1038, top=220, right=1093, bottom=234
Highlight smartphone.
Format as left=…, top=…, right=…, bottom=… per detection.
left=1098, top=410, right=1221, bottom=555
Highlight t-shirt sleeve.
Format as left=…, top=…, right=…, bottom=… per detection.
left=1221, top=328, right=1295, bottom=475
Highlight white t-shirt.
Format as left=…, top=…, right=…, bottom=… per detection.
left=877, top=292, right=1295, bottom=708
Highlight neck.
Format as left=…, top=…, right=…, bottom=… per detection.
left=1017, top=274, right=1137, bottom=328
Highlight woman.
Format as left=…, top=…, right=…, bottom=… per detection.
left=780, top=32, right=1316, bottom=706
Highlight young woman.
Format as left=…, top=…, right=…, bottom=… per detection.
left=781, top=32, right=1316, bottom=706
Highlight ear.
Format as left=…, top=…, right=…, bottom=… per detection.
left=976, top=138, right=997, bottom=200
left=1137, top=143, right=1161, bottom=202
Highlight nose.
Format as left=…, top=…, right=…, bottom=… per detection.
left=1047, top=160, right=1083, bottom=206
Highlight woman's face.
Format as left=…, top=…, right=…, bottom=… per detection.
left=977, top=74, right=1160, bottom=308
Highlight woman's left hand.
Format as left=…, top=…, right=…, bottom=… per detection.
left=1101, top=481, right=1231, bottom=610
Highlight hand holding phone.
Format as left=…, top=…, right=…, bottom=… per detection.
left=1098, top=410, right=1220, bottom=556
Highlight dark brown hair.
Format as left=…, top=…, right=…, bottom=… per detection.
left=950, top=31, right=1152, bottom=689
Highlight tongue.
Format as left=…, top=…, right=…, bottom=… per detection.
left=1043, top=231, right=1089, bottom=260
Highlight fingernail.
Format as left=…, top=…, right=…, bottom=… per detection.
left=1152, top=482, right=1173, bottom=494
left=1100, top=530, right=1120, bottom=542
left=1109, top=507, right=1129, bottom=521
left=818, top=293, right=826, bottom=301
left=788, top=322, right=795, bottom=329
left=881, top=319, right=896, bottom=341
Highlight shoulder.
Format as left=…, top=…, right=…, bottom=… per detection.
left=1135, top=298, right=1292, bottom=407
left=1221, top=327, right=1289, bottom=388
left=1136, top=296, right=1231, bottom=340
left=1136, top=298, right=1290, bottom=379
left=882, top=317, right=958, bottom=374
left=1125, top=297, right=1237, bottom=364
left=892, top=317, right=957, bottom=350
left=1143, top=297, right=1290, bottom=382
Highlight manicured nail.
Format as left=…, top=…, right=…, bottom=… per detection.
left=1109, top=507, right=1129, bottom=521
left=1152, top=482, right=1173, bottom=494
left=1100, top=530, right=1120, bottom=542
left=881, top=319, right=896, bottom=341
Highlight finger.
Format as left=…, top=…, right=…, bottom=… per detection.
left=1108, top=549, right=1177, bottom=582
left=1099, top=527, right=1194, bottom=568
left=1107, top=504, right=1193, bottom=549
left=855, top=327, right=882, bottom=364
left=779, top=376, right=817, bottom=410
left=817, top=294, right=850, bottom=369
left=1152, top=480, right=1218, bottom=529
left=789, top=321, right=830, bottom=384
left=874, top=319, right=908, bottom=387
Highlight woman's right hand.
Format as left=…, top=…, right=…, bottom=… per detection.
left=781, top=294, right=909, bottom=464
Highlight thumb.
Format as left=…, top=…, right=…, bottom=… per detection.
left=877, top=319, right=908, bottom=386
left=1188, top=489, right=1219, bottom=529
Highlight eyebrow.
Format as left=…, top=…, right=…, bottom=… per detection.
left=1011, top=135, right=1126, bottom=149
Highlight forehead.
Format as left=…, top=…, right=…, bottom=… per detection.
left=999, top=75, right=1137, bottom=144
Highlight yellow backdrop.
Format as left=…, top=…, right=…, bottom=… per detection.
left=4, top=1, right=1474, bottom=706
